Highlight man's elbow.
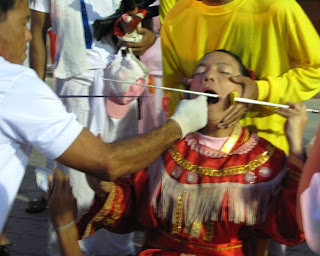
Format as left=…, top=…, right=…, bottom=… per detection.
left=98, top=153, right=124, bottom=181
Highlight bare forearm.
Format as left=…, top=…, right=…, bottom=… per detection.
left=29, top=10, right=50, bottom=80
left=289, top=140, right=305, bottom=162
left=56, top=226, right=82, bottom=256
left=58, top=96, right=207, bottom=180
left=108, top=120, right=181, bottom=177
left=30, top=38, right=47, bottom=80
left=57, top=120, right=181, bottom=181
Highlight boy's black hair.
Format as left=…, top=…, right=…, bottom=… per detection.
left=0, top=0, right=15, bottom=22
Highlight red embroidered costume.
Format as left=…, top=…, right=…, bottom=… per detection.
left=78, top=124, right=304, bottom=255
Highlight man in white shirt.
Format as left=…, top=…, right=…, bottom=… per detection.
left=0, top=1, right=208, bottom=255
left=29, top=0, right=158, bottom=255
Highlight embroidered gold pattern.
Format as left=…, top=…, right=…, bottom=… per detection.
left=203, top=221, right=215, bottom=242
left=82, top=183, right=117, bottom=238
left=171, top=192, right=185, bottom=234
left=190, top=221, right=202, bottom=238
left=82, top=223, right=93, bottom=239
left=169, top=144, right=275, bottom=177
left=101, top=185, right=123, bottom=226
left=220, top=124, right=242, bottom=153
left=157, top=230, right=243, bottom=251
left=241, top=128, right=250, bottom=144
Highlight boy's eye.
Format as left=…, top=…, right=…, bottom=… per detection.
left=218, top=68, right=232, bottom=75
left=217, top=65, right=233, bottom=75
left=193, top=67, right=206, bottom=77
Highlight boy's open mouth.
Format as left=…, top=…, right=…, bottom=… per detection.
left=204, top=90, right=219, bottom=104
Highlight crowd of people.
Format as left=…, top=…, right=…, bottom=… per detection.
left=0, top=0, right=320, bottom=256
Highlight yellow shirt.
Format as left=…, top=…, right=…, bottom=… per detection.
left=161, top=0, right=320, bottom=153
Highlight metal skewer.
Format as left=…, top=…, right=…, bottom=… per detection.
left=101, top=78, right=320, bottom=113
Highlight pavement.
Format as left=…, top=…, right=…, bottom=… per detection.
left=4, top=85, right=320, bottom=255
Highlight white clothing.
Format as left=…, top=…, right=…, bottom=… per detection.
left=47, top=71, right=135, bottom=256
left=30, top=0, right=121, bottom=79
left=0, top=57, right=83, bottom=234
left=30, top=1, right=135, bottom=255
left=301, top=173, right=320, bottom=255
left=139, top=35, right=167, bottom=133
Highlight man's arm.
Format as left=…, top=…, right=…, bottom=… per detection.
left=29, top=10, right=50, bottom=80
left=56, top=120, right=180, bottom=181
left=56, top=96, right=208, bottom=181
left=296, top=125, right=320, bottom=231
left=275, top=102, right=307, bottom=160
left=48, top=170, right=82, bottom=256
left=276, top=102, right=307, bottom=231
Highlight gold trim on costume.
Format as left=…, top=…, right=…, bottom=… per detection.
left=100, top=183, right=116, bottom=216
left=241, top=127, right=250, bottom=144
left=82, top=183, right=117, bottom=238
left=220, top=124, right=242, bottom=153
left=190, top=221, right=202, bottom=238
left=172, top=192, right=185, bottom=234
left=203, top=221, right=215, bottom=242
left=153, top=230, right=243, bottom=251
left=82, top=222, right=93, bottom=239
left=169, top=144, right=275, bottom=177
left=100, top=185, right=123, bottom=226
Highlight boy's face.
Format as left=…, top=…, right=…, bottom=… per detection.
left=0, top=0, right=32, bottom=64
left=190, top=51, right=243, bottom=125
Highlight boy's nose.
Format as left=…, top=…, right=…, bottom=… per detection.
left=202, top=72, right=214, bottom=83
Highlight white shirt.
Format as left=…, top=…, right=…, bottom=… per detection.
left=30, top=0, right=122, bottom=77
left=0, top=57, right=83, bottom=233
left=301, top=172, right=320, bottom=255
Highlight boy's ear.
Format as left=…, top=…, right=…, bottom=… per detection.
left=182, top=78, right=192, bottom=99
left=182, top=78, right=192, bottom=90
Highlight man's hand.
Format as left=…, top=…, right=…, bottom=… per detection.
left=218, top=75, right=258, bottom=128
left=48, top=169, right=77, bottom=229
left=275, top=102, right=307, bottom=159
left=118, top=27, right=156, bottom=56
left=170, top=96, right=208, bottom=138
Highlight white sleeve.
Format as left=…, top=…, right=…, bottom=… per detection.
left=301, top=173, right=320, bottom=255
left=29, top=0, right=50, bottom=13
left=1, top=70, right=83, bottom=160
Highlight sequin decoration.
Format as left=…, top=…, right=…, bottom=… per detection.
left=186, top=172, right=199, bottom=184
left=244, top=172, right=257, bottom=184
left=259, top=167, right=271, bottom=178
left=172, top=166, right=183, bottom=179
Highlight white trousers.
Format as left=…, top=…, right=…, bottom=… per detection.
left=47, top=70, right=135, bottom=256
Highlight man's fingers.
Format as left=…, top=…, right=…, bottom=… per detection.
left=219, top=105, right=247, bottom=128
left=136, top=27, right=147, bottom=35
left=120, top=41, right=140, bottom=48
left=230, top=75, right=246, bottom=84
left=275, top=102, right=307, bottom=118
left=230, top=75, right=258, bottom=100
